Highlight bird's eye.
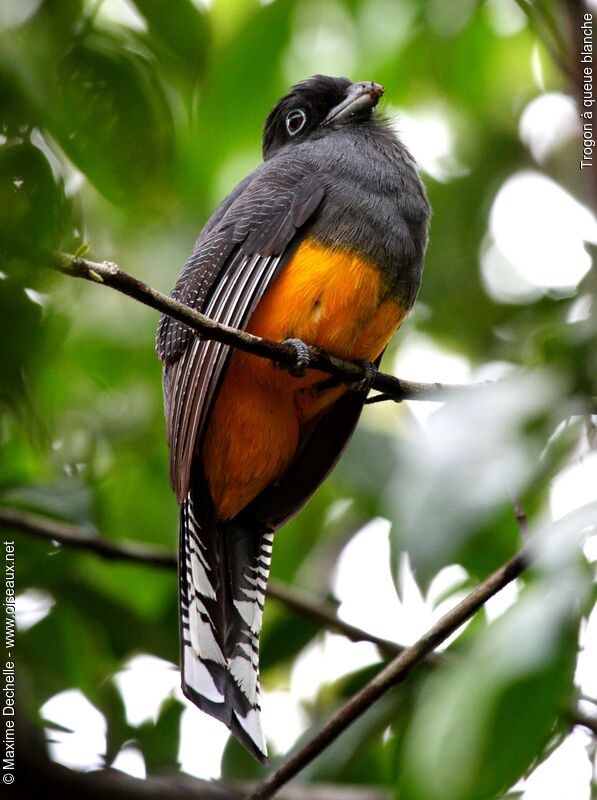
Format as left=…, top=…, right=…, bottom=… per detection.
left=286, top=109, right=307, bottom=136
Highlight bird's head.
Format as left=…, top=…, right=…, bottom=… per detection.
left=262, top=75, right=384, bottom=160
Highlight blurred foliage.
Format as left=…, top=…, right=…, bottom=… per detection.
left=0, top=0, right=595, bottom=797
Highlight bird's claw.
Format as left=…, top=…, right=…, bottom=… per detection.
left=279, top=338, right=311, bottom=378
left=349, top=360, right=377, bottom=394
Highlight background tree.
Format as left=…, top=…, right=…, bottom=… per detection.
left=0, top=0, right=595, bottom=798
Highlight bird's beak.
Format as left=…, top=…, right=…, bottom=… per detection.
left=322, top=81, right=384, bottom=126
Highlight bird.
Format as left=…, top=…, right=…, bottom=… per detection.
left=156, top=75, right=430, bottom=762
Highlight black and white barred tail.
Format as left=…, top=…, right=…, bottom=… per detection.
left=179, top=491, right=273, bottom=762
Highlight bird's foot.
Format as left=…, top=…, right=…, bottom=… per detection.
left=349, top=360, right=377, bottom=394
left=278, top=338, right=311, bottom=378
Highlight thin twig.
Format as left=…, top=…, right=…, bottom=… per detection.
left=365, top=392, right=402, bottom=405
left=0, top=506, right=402, bottom=657
left=52, top=252, right=486, bottom=405
left=0, top=506, right=176, bottom=567
left=261, top=580, right=405, bottom=658
left=246, top=547, right=530, bottom=799
left=3, top=504, right=591, bottom=785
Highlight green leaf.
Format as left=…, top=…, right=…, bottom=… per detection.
left=221, top=733, right=267, bottom=781
left=387, top=371, right=564, bottom=592
left=1, top=479, right=94, bottom=525
left=96, top=680, right=130, bottom=766
left=0, top=139, right=70, bottom=253
left=259, top=608, right=319, bottom=672
left=337, top=425, right=399, bottom=517
left=75, top=242, right=91, bottom=258
left=131, top=0, right=210, bottom=78
left=396, top=557, right=590, bottom=800
left=301, top=666, right=410, bottom=785
left=133, top=696, right=184, bottom=772
left=52, top=31, right=175, bottom=211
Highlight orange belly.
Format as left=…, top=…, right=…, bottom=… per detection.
left=202, top=239, right=405, bottom=520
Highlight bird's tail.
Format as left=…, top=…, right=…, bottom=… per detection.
left=178, top=489, right=272, bottom=762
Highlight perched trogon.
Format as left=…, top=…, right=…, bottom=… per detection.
left=156, top=75, right=430, bottom=761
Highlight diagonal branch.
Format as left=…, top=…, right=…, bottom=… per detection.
left=0, top=506, right=403, bottom=657
left=246, top=546, right=530, bottom=799
left=52, top=251, right=486, bottom=404
left=3, top=506, right=528, bottom=796
left=4, top=504, right=592, bottom=791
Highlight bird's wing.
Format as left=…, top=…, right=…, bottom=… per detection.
left=156, top=166, right=325, bottom=502
left=156, top=164, right=325, bottom=761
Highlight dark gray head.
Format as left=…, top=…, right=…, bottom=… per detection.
left=262, top=75, right=384, bottom=160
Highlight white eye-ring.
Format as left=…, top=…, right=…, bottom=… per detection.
left=286, top=109, right=307, bottom=136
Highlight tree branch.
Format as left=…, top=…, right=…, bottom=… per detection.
left=0, top=506, right=176, bottom=568
left=52, top=252, right=484, bottom=404
left=4, top=505, right=592, bottom=792
left=3, top=501, right=529, bottom=798
left=19, top=703, right=391, bottom=800
left=246, top=547, right=530, bottom=799
left=0, top=506, right=403, bottom=658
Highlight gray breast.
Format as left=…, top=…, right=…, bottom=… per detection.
left=301, top=123, right=430, bottom=308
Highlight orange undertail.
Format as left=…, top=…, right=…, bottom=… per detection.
left=202, top=239, right=405, bottom=520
